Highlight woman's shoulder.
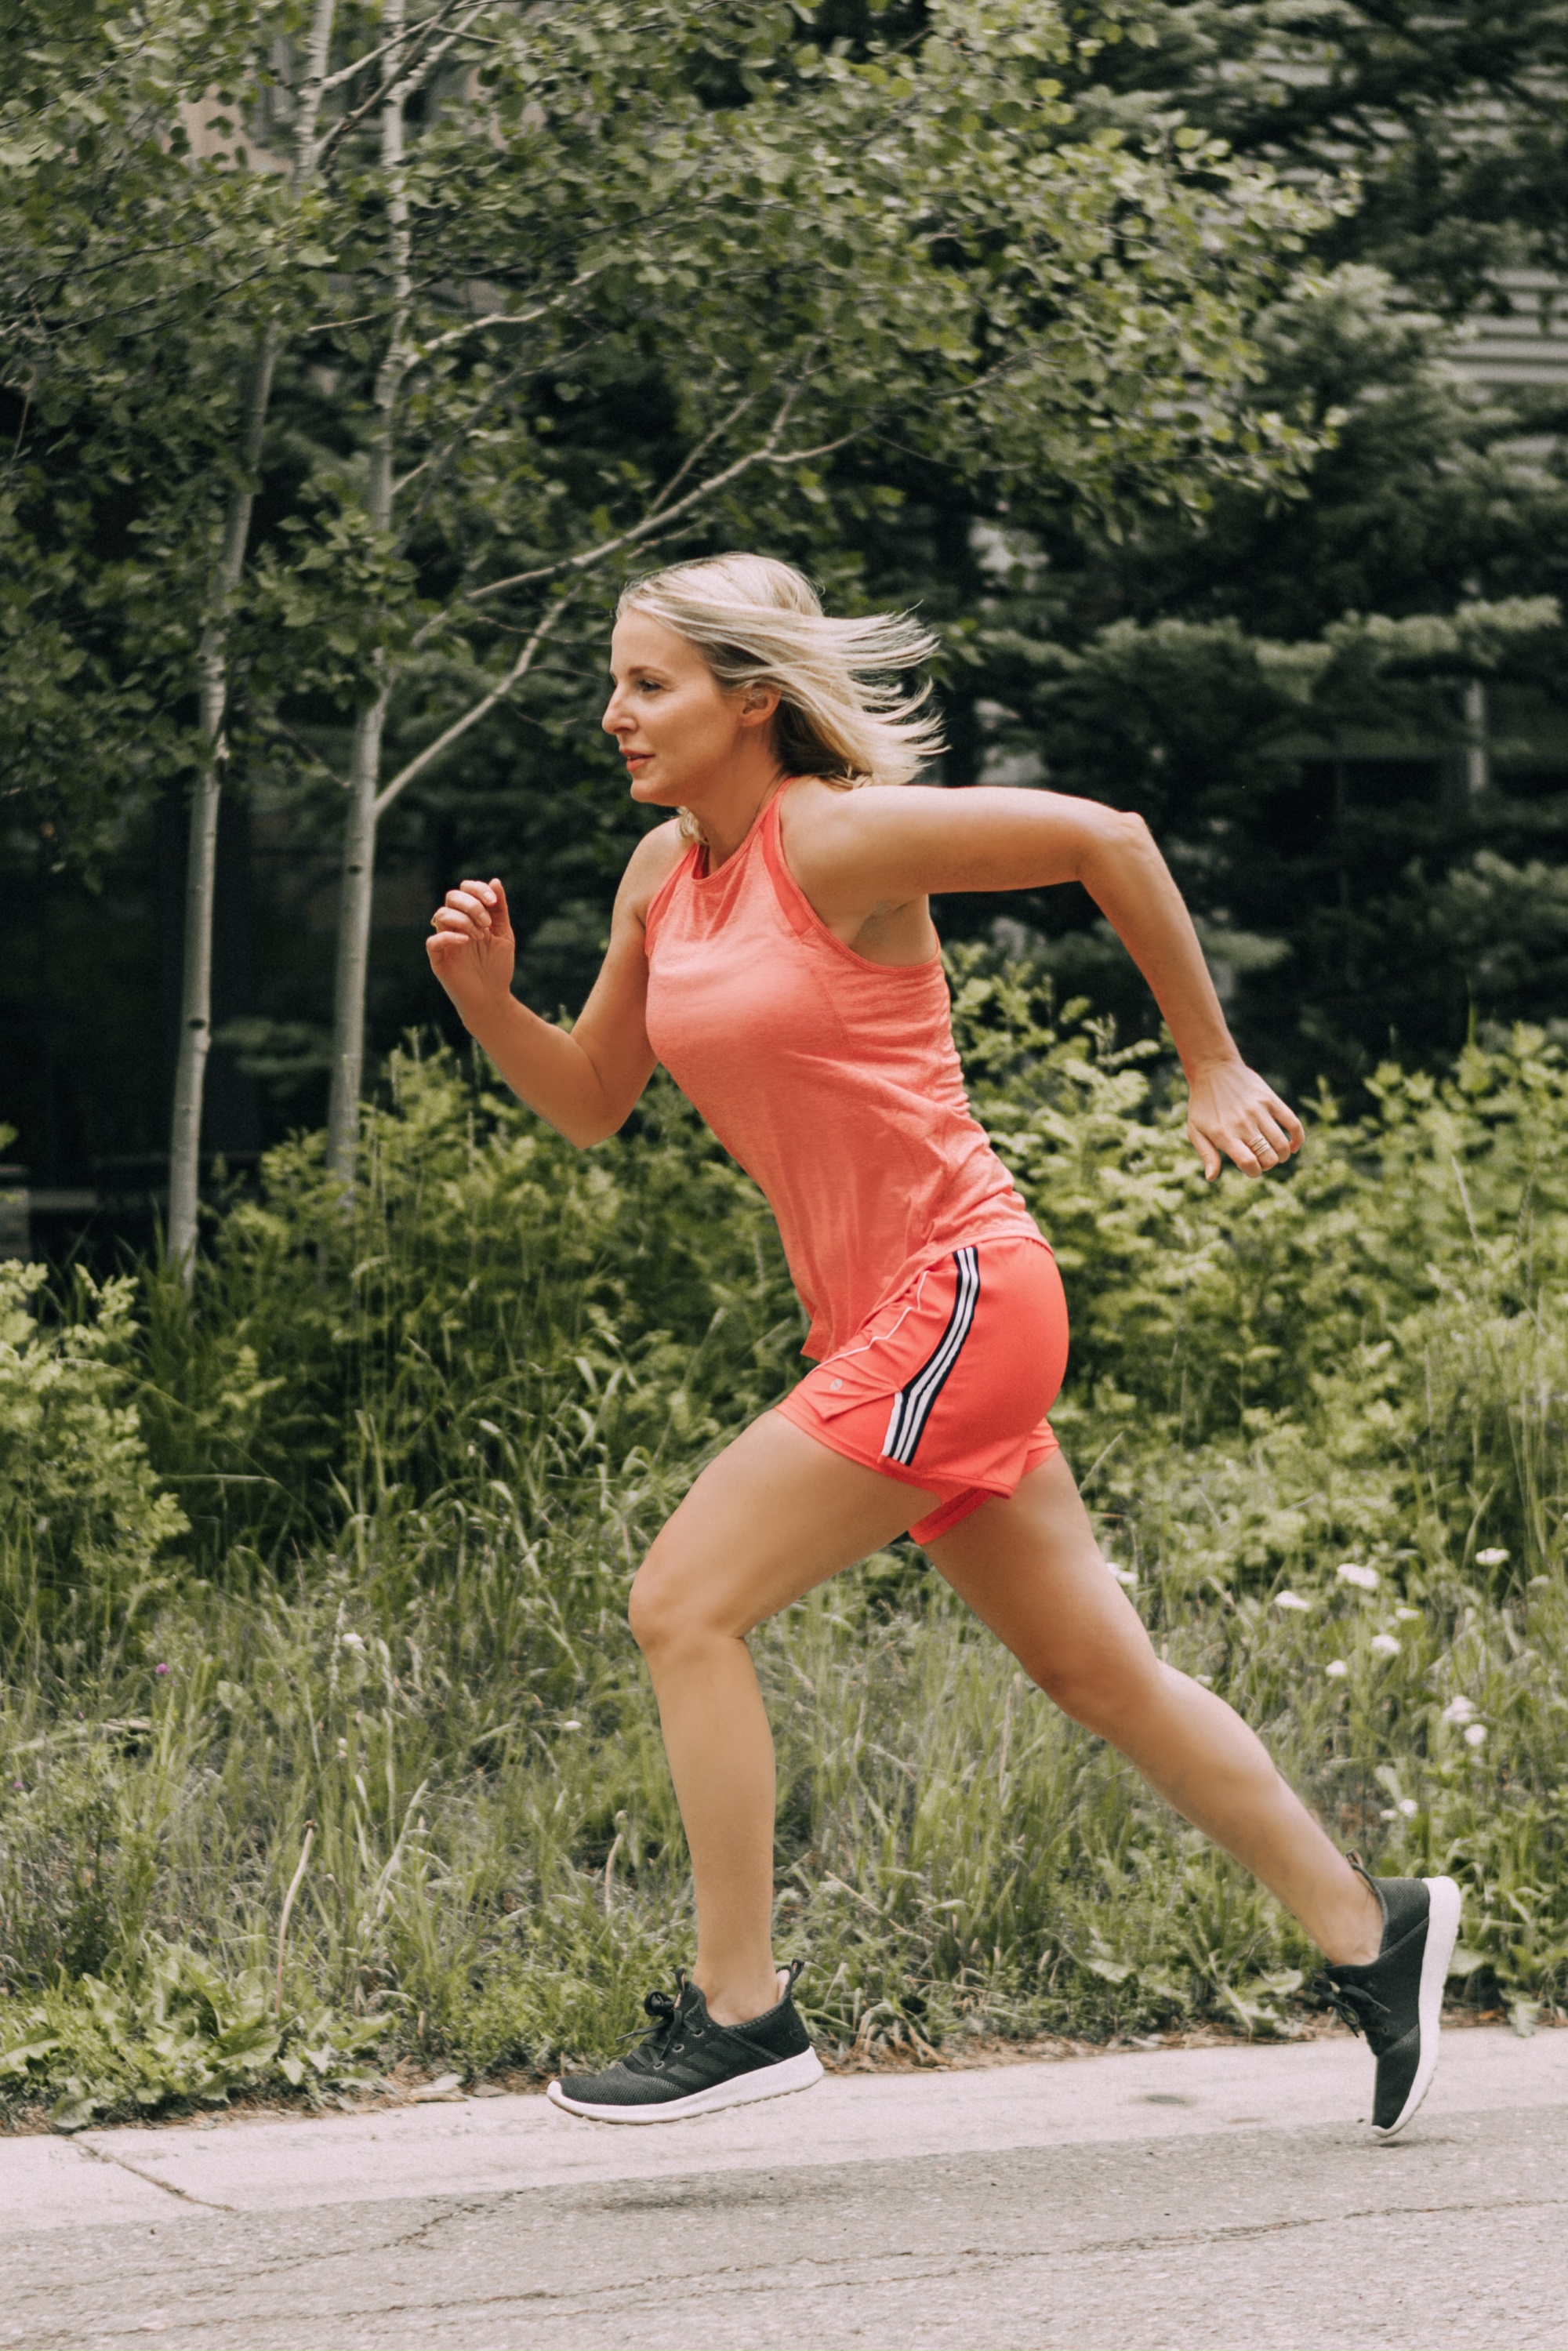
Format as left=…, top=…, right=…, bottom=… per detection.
left=617, top=818, right=689, bottom=923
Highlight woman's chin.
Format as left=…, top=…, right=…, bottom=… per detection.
left=628, top=774, right=681, bottom=809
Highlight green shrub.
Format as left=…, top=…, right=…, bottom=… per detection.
left=0, top=1263, right=186, bottom=1664
left=4, top=971, right=1568, bottom=2121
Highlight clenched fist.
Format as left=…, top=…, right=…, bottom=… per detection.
left=426, top=876, right=515, bottom=1028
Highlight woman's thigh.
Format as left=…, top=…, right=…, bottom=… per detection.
left=632, top=1410, right=941, bottom=1645
left=925, top=1450, right=1160, bottom=1722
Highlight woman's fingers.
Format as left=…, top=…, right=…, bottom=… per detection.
left=428, top=907, right=480, bottom=941
left=448, top=883, right=497, bottom=929
left=428, top=879, right=507, bottom=938
left=1243, top=1100, right=1302, bottom=1170
left=1228, top=1110, right=1293, bottom=1175
left=1271, top=1093, right=1306, bottom=1153
left=1189, top=1072, right=1305, bottom=1181
left=429, top=880, right=509, bottom=934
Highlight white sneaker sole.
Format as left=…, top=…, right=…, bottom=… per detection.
left=1374, top=1874, right=1461, bottom=2142
left=546, top=2045, right=824, bottom=2125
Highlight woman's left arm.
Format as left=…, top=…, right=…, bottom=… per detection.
left=793, top=782, right=1304, bottom=1180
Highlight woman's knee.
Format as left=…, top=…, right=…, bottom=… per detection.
left=627, top=1559, right=675, bottom=1658
left=628, top=1551, right=721, bottom=1662
left=1032, top=1642, right=1162, bottom=1739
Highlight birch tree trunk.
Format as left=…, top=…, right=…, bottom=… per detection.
left=326, top=0, right=411, bottom=1181
left=165, top=0, right=339, bottom=1281
left=166, top=328, right=278, bottom=1282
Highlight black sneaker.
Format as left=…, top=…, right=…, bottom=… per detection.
left=546, top=1962, right=823, bottom=2124
left=1317, top=1859, right=1461, bottom=2140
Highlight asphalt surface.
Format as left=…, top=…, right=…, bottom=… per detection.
left=2, top=2027, right=1564, bottom=2349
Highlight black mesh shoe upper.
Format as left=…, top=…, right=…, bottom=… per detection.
left=1318, top=1873, right=1432, bottom=2132
left=559, top=1971, right=812, bottom=2110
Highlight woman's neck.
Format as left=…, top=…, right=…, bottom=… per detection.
left=695, top=764, right=789, bottom=869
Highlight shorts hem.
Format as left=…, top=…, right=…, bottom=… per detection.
left=772, top=1392, right=1045, bottom=1544
left=772, top=1391, right=959, bottom=1512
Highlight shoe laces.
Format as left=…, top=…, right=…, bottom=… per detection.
left=614, top=1980, right=688, bottom=2070
left=1313, top=1970, right=1392, bottom=2045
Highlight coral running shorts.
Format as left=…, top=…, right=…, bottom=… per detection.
left=774, top=1235, right=1069, bottom=1545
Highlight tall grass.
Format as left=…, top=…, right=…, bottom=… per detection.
left=4, top=958, right=1568, bottom=2122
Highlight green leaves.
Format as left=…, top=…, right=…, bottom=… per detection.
left=0, top=1264, right=187, bottom=1659
left=5, top=0, right=1339, bottom=869
left=1, top=1944, right=383, bottom=2129
left=7, top=992, right=1568, bottom=2086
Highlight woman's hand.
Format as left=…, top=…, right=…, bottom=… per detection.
left=1186, top=1057, right=1305, bottom=1181
left=426, top=876, right=515, bottom=1025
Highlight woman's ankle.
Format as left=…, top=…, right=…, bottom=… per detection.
left=1318, top=1869, right=1385, bottom=1968
left=695, top=1963, right=784, bottom=2027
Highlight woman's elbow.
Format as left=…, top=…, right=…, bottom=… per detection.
left=1105, top=807, right=1163, bottom=876
left=559, top=1115, right=617, bottom=1149
left=559, top=1095, right=634, bottom=1148
left=1076, top=806, right=1154, bottom=887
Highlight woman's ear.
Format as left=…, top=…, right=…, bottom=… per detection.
left=738, top=682, right=782, bottom=730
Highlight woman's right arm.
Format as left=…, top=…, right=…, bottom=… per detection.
left=426, top=823, right=684, bottom=1148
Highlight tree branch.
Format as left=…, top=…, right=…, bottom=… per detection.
left=314, top=0, right=474, bottom=97
left=372, top=590, right=580, bottom=818
left=643, top=387, right=761, bottom=517
left=466, top=380, right=848, bottom=604
left=391, top=332, right=598, bottom=519
left=314, top=1, right=490, bottom=169
left=413, top=267, right=603, bottom=361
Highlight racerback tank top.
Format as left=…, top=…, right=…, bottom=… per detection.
left=642, top=784, right=1044, bottom=1359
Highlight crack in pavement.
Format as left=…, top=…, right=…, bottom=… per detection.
left=5, top=2195, right=1562, bottom=2350
left=20, top=2176, right=1564, bottom=2335
left=253, top=2188, right=1568, bottom=2331
left=74, top=2139, right=236, bottom=2215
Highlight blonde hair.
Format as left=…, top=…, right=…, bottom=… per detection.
left=616, top=553, right=943, bottom=840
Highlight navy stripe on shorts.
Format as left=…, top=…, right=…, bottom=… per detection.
left=880, top=1246, right=980, bottom=1467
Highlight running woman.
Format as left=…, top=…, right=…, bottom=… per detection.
left=427, top=555, right=1459, bottom=2138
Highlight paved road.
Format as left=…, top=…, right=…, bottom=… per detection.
left=2, top=2029, right=1565, bottom=2349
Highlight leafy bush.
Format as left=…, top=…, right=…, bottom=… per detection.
left=4, top=967, right=1568, bottom=2121
left=0, top=1264, right=186, bottom=1661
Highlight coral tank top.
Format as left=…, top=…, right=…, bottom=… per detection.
left=642, top=784, right=1044, bottom=1359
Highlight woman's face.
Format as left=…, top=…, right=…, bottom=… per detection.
left=602, top=610, right=777, bottom=811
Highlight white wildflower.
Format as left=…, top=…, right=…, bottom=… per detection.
left=1105, top=1560, right=1138, bottom=1588
left=561, top=1719, right=583, bottom=1731
left=1465, top=1722, right=1488, bottom=1748
left=1397, top=1798, right=1418, bottom=1818
left=1337, top=1562, right=1379, bottom=1591
left=1370, top=1633, right=1401, bottom=1657
left=1394, top=1606, right=1421, bottom=1622
left=340, top=1631, right=367, bottom=1654
left=1326, top=1659, right=1349, bottom=1679
left=1476, top=1547, right=1510, bottom=1567
left=1274, top=1590, right=1312, bottom=1612
left=1441, top=1696, right=1476, bottom=1725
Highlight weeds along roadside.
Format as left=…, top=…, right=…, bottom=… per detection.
left=2, top=956, right=1567, bottom=2125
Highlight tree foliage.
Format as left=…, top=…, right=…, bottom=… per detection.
left=3, top=0, right=1568, bottom=1182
